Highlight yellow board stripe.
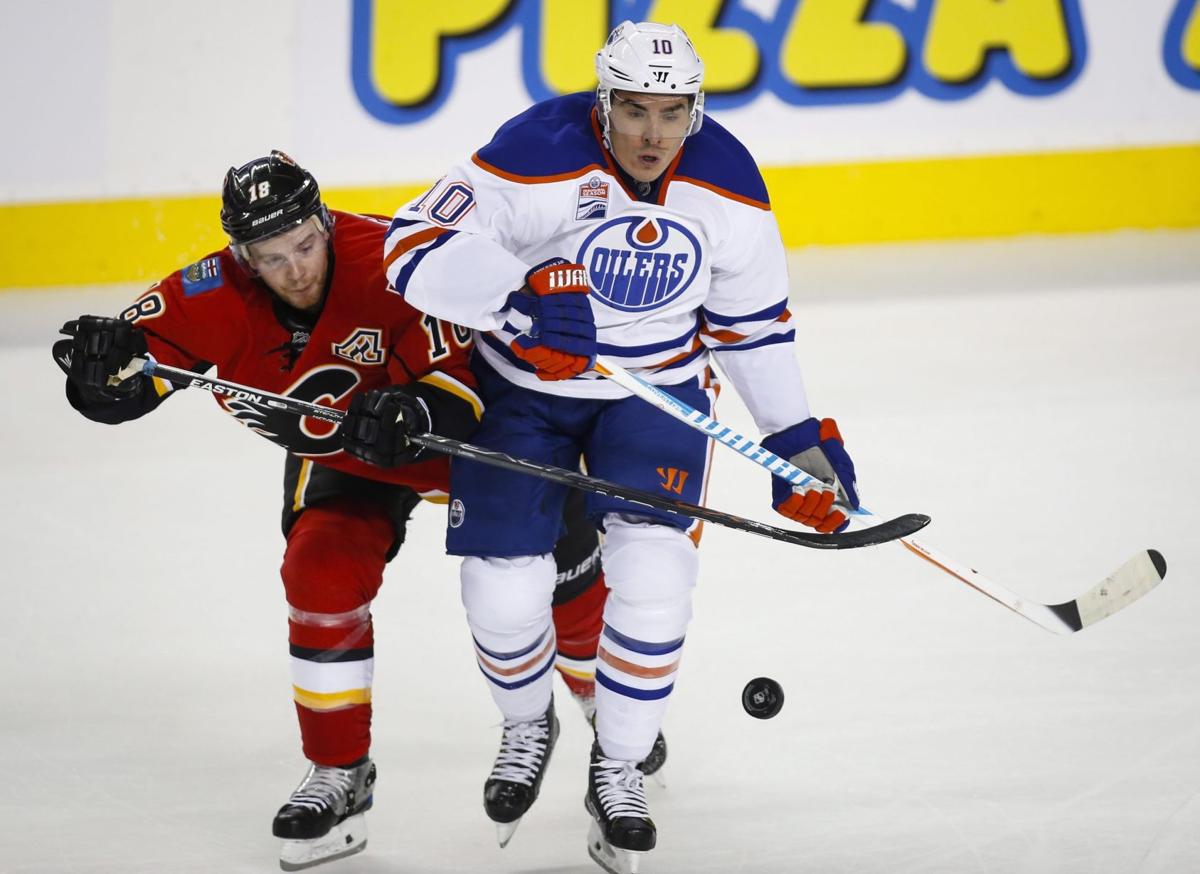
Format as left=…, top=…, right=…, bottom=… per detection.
left=766, top=143, right=1200, bottom=245
left=3, top=143, right=1198, bottom=289
left=292, top=685, right=372, bottom=711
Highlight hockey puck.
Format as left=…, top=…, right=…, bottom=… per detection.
left=742, top=677, right=784, bottom=719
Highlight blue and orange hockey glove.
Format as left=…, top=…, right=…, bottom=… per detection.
left=505, top=258, right=597, bottom=381
left=760, top=417, right=859, bottom=534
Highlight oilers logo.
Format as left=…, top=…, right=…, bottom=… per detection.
left=577, top=216, right=701, bottom=312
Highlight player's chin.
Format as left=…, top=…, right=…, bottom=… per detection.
left=283, top=286, right=321, bottom=310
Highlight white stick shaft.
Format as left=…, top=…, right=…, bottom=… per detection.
left=593, top=356, right=861, bottom=509
left=591, top=356, right=1078, bottom=634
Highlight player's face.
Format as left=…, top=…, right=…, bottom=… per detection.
left=607, top=91, right=692, bottom=183
left=247, top=219, right=330, bottom=312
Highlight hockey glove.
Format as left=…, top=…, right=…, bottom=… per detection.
left=57, top=316, right=148, bottom=400
left=760, top=417, right=859, bottom=534
left=505, top=258, right=596, bottom=381
left=341, top=386, right=432, bottom=467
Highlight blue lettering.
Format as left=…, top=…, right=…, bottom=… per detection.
left=589, top=248, right=611, bottom=295
left=649, top=253, right=672, bottom=303
left=671, top=253, right=688, bottom=285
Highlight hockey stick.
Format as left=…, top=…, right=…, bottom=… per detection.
left=592, top=356, right=1167, bottom=634
left=130, top=357, right=927, bottom=550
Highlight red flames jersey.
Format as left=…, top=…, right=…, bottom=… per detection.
left=122, top=210, right=479, bottom=497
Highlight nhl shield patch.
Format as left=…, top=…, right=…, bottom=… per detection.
left=576, top=176, right=609, bottom=221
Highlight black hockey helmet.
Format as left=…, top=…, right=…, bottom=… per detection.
left=220, top=150, right=330, bottom=250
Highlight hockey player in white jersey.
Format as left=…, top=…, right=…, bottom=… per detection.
left=382, top=21, right=860, bottom=873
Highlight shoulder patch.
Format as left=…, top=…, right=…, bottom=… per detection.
left=181, top=257, right=224, bottom=296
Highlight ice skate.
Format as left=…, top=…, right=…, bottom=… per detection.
left=585, top=741, right=655, bottom=874
left=570, top=688, right=668, bottom=786
left=484, top=699, right=560, bottom=847
left=272, top=758, right=375, bottom=871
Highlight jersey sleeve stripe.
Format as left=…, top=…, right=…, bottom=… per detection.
left=708, top=330, right=796, bottom=353
left=702, top=300, right=788, bottom=327
left=383, top=225, right=450, bottom=271
left=388, top=231, right=458, bottom=296
left=701, top=326, right=749, bottom=343
left=596, top=324, right=698, bottom=357
left=387, top=215, right=425, bottom=234
left=418, top=370, right=484, bottom=421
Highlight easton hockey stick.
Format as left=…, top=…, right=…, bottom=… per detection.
left=592, top=356, right=1167, bottom=635
left=129, top=357, right=928, bottom=550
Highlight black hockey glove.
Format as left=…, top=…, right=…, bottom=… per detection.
left=56, top=316, right=148, bottom=400
left=341, top=386, right=432, bottom=467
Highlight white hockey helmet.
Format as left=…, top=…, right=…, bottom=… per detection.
left=595, top=21, right=705, bottom=144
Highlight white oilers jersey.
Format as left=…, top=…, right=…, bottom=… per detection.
left=384, top=92, right=811, bottom=435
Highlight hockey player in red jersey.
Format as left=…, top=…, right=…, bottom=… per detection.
left=53, top=151, right=660, bottom=871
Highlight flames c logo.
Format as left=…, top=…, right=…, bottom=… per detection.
left=576, top=216, right=702, bottom=312
left=221, top=365, right=360, bottom=457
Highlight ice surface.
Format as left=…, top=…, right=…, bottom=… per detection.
left=3, top=231, right=1198, bottom=873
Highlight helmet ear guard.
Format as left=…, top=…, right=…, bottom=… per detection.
left=594, top=21, right=706, bottom=146
left=220, top=150, right=331, bottom=262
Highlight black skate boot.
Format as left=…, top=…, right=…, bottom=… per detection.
left=585, top=741, right=656, bottom=874
left=484, top=699, right=560, bottom=847
left=272, top=757, right=376, bottom=871
left=569, top=688, right=668, bottom=784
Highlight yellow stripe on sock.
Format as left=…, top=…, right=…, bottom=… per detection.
left=292, top=685, right=372, bottom=711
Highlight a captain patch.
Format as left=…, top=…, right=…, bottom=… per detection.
left=332, top=328, right=385, bottom=365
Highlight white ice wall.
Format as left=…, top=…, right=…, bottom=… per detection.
left=3, top=0, right=1198, bottom=203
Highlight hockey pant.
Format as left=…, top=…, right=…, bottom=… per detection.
left=280, top=457, right=605, bottom=767
left=452, top=365, right=711, bottom=759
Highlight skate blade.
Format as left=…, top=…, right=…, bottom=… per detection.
left=279, top=813, right=367, bottom=871
left=587, top=819, right=648, bottom=874
left=647, top=768, right=666, bottom=789
left=496, top=818, right=521, bottom=849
